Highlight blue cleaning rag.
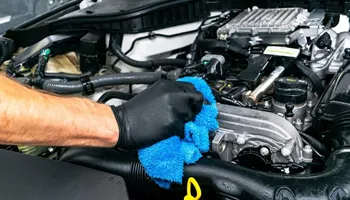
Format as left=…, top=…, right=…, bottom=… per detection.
left=138, top=77, right=219, bottom=189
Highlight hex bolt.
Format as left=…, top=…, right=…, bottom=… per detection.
left=260, top=147, right=270, bottom=156
left=281, top=147, right=292, bottom=157
left=303, top=145, right=313, bottom=160
left=236, top=136, right=246, bottom=145
left=303, top=145, right=312, bottom=153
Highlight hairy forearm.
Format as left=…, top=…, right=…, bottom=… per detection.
left=0, top=75, right=119, bottom=147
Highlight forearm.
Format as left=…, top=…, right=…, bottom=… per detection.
left=0, top=75, right=119, bottom=147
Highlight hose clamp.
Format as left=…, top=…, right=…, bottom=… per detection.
left=80, top=75, right=95, bottom=96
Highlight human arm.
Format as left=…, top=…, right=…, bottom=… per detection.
left=0, top=75, right=203, bottom=148
left=0, top=75, right=119, bottom=147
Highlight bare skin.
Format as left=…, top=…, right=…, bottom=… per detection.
left=0, top=75, right=119, bottom=147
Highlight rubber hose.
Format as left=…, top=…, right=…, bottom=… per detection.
left=185, top=31, right=204, bottom=67
left=44, top=72, right=92, bottom=80
left=59, top=148, right=158, bottom=198
left=60, top=147, right=350, bottom=199
left=97, top=91, right=136, bottom=103
left=197, top=39, right=250, bottom=56
left=298, top=131, right=329, bottom=156
left=110, top=35, right=186, bottom=69
left=229, top=86, right=247, bottom=99
left=42, top=72, right=163, bottom=94
left=296, top=62, right=324, bottom=96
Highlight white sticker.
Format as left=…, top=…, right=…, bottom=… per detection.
left=264, top=46, right=300, bottom=58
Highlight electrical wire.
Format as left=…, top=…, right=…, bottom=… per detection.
left=298, top=131, right=329, bottom=157
left=304, top=49, right=334, bottom=64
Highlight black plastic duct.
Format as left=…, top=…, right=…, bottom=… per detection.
left=60, top=147, right=350, bottom=200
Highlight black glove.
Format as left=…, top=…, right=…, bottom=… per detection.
left=111, top=80, right=204, bottom=149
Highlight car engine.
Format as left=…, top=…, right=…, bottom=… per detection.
left=2, top=0, right=350, bottom=199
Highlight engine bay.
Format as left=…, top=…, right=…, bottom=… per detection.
left=2, top=0, right=350, bottom=199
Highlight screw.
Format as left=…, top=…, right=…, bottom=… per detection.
left=49, top=0, right=55, bottom=5
left=281, top=147, right=292, bottom=157
left=260, top=147, right=269, bottom=156
left=236, top=136, right=246, bottom=145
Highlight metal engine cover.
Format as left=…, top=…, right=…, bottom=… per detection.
left=217, top=7, right=315, bottom=46
left=212, top=104, right=312, bottom=164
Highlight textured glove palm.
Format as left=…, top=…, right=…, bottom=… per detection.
left=112, top=80, right=204, bottom=149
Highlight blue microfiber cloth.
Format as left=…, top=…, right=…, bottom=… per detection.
left=138, top=77, right=218, bottom=189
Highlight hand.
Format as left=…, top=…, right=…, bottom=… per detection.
left=111, top=80, right=204, bottom=149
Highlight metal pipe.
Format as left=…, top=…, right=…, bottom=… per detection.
left=247, top=66, right=285, bottom=105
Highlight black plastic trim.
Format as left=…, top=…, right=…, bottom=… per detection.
left=5, top=0, right=206, bottom=47
left=205, top=0, right=350, bottom=14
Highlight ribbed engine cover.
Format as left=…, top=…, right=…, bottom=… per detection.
left=220, top=7, right=309, bottom=36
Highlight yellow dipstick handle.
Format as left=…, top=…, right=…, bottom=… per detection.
left=184, top=177, right=202, bottom=200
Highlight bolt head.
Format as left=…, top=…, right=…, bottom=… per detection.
left=303, top=145, right=312, bottom=153
left=236, top=136, right=246, bottom=145
left=260, top=147, right=270, bottom=156
left=281, top=147, right=292, bottom=157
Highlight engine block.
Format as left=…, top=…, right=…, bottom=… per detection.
left=212, top=104, right=313, bottom=164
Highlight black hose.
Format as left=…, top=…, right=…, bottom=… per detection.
left=110, top=35, right=186, bottom=69
left=97, top=91, right=136, bottom=103
left=197, top=39, right=249, bottom=56
left=44, top=72, right=92, bottom=80
left=185, top=31, right=204, bottom=68
left=60, top=147, right=350, bottom=199
left=112, top=29, right=199, bottom=68
left=42, top=71, right=163, bottom=94
left=229, top=86, right=247, bottom=99
left=295, top=62, right=324, bottom=96
left=299, top=131, right=329, bottom=156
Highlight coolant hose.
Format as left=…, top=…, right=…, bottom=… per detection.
left=197, top=39, right=250, bottom=56
left=296, top=62, right=324, bottom=96
left=110, top=35, right=187, bottom=69
left=60, top=147, right=350, bottom=199
left=97, top=91, right=136, bottom=103
left=42, top=71, right=163, bottom=94
left=44, top=72, right=92, bottom=80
